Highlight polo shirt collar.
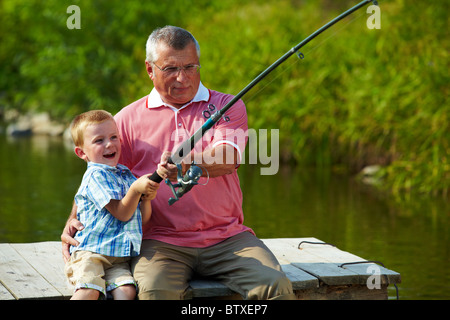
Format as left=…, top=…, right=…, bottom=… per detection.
left=146, top=81, right=209, bottom=111
left=87, top=162, right=131, bottom=175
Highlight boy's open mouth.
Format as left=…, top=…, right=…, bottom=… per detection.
left=104, top=152, right=116, bottom=159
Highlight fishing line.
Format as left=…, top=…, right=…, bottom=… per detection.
left=149, top=0, right=378, bottom=205
left=244, top=9, right=368, bottom=105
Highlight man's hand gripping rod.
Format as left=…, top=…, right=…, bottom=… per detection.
left=148, top=0, right=378, bottom=205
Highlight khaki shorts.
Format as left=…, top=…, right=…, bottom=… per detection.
left=65, top=250, right=136, bottom=297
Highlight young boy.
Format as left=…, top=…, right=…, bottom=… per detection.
left=65, top=110, right=166, bottom=300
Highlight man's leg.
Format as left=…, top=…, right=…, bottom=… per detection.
left=199, top=232, right=296, bottom=300
left=131, top=239, right=196, bottom=300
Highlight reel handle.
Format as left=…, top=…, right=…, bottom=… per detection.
left=146, top=156, right=203, bottom=206
left=148, top=171, right=163, bottom=183
left=147, top=156, right=175, bottom=183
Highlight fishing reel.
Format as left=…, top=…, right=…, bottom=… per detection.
left=165, top=162, right=203, bottom=205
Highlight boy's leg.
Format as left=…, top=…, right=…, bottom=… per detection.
left=104, top=257, right=137, bottom=300
left=70, top=288, right=100, bottom=300
left=131, top=240, right=196, bottom=300
left=199, top=232, right=296, bottom=300
left=64, top=251, right=108, bottom=299
left=110, top=284, right=136, bottom=300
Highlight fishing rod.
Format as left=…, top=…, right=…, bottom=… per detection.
left=150, top=0, right=378, bottom=205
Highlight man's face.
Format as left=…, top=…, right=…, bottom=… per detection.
left=146, top=42, right=201, bottom=109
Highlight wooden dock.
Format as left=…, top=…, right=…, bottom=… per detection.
left=0, top=237, right=401, bottom=300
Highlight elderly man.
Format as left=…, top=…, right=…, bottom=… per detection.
left=62, top=25, right=294, bottom=300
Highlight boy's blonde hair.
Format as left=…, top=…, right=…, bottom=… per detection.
left=70, top=110, right=114, bottom=147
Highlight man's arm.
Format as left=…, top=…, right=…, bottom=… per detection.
left=61, top=201, right=84, bottom=263
left=197, top=143, right=239, bottom=177
left=164, top=144, right=239, bottom=180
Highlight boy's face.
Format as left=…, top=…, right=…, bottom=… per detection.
left=75, top=119, right=121, bottom=167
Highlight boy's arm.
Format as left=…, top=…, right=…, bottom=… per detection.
left=105, top=192, right=141, bottom=222
left=139, top=197, right=152, bottom=225
left=139, top=164, right=166, bottom=225
left=105, top=175, right=160, bottom=222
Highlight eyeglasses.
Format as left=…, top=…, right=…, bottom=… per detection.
left=153, top=63, right=201, bottom=77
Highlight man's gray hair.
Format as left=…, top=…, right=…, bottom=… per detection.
left=145, top=26, right=200, bottom=63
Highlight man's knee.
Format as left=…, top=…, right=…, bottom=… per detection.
left=133, top=265, right=187, bottom=300
left=269, top=272, right=296, bottom=300
left=248, top=269, right=295, bottom=300
left=131, top=248, right=192, bottom=300
left=137, top=288, right=185, bottom=300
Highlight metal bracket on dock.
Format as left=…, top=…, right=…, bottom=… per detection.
left=298, top=241, right=336, bottom=249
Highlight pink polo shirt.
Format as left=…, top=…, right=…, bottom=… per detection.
left=114, top=82, right=254, bottom=248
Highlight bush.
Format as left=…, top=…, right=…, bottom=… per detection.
left=0, top=0, right=448, bottom=196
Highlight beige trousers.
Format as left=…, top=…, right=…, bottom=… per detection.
left=131, top=232, right=295, bottom=300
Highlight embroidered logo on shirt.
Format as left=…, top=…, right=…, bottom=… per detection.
left=202, top=104, right=230, bottom=122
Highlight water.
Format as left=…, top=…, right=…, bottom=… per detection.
left=0, top=133, right=449, bottom=300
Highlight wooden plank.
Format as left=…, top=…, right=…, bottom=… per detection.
left=295, top=239, right=401, bottom=284
left=292, top=262, right=361, bottom=285
left=187, top=279, right=237, bottom=299
left=262, top=238, right=400, bottom=286
left=280, top=264, right=318, bottom=290
left=0, top=239, right=401, bottom=300
left=0, top=282, right=15, bottom=300
left=0, top=243, right=62, bottom=299
left=296, top=238, right=367, bottom=263
left=269, top=237, right=362, bottom=263
left=295, top=284, right=389, bottom=300
left=263, top=237, right=337, bottom=264
left=338, top=262, right=401, bottom=285
left=272, top=238, right=367, bottom=285
left=262, top=238, right=320, bottom=289
left=10, top=242, right=73, bottom=298
left=263, top=238, right=397, bottom=299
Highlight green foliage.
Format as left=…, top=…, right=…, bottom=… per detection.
left=0, top=0, right=448, bottom=196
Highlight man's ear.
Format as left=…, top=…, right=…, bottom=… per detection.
left=145, top=61, right=154, bottom=80
left=74, top=146, right=88, bottom=162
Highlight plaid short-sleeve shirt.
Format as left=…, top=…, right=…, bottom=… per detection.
left=70, top=162, right=142, bottom=257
